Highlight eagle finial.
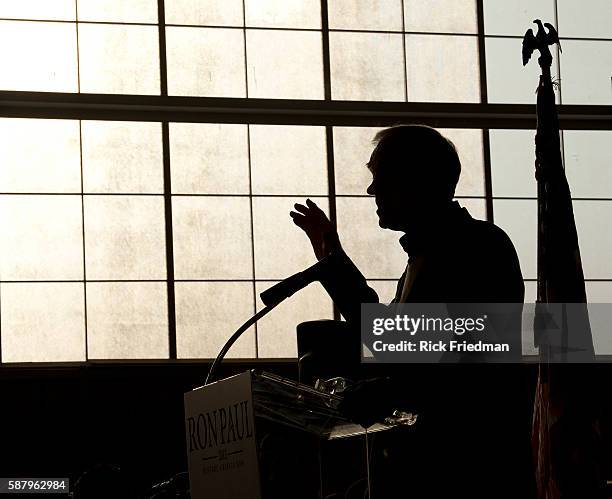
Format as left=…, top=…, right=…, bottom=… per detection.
left=522, top=20, right=562, bottom=67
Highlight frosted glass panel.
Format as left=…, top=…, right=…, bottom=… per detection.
left=256, top=281, right=333, bottom=358
left=82, top=121, right=163, bottom=193
left=84, top=196, right=166, bottom=279
left=557, top=0, right=612, bottom=39
left=165, top=0, right=243, bottom=26
left=439, top=128, right=484, bottom=196
left=246, top=30, right=323, bottom=99
left=1, top=283, right=85, bottom=362
left=86, top=282, right=168, bottom=359
left=404, top=0, right=477, bottom=34
left=172, top=196, right=253, bottom=279
left=458, top=198, right=487, bottom=221
left=250, top=125, right=327, bottom=195
left=483, top=0, right=555, bottom=36
left=492, top=199, right=537, bottom=279
left=0, top=119, right=80, bottom=193
left=77, top=0, right=157, bottom=23
left=564, top=131, right=612, bottom=199
left=367, top=280, right=399, bottom=304
left=328, top=0, right=402, bottom=31
left=574, top=201, right=612, bottom=279
left=336, top=197, right=407, bottom=279
left=490, top=130, right=537, bottom=198
left=0, top=21, right=77, bottom=92
left=245, top=0, right=321, bottom=29
left=170, top=123, right=249, bottom=194
left=253, top=197, right=328, bottom=280
left=175, top=282, right=256, bottom=359
left=0, top=195, right=83, bottom=280
left=561, top=41, right=612, bottom=105
left=330, top=32, right=405, bottom=101
left=406, top=35, right=480, bottom=102
left=78, top=24, right=159, bottom=94
left=0, top=1, right=74, bottom=20
left=166, top=27, right=246, bottom=97
left=333, top=126, right=383, bottom=195
left=486, top=37, right=560, bottom=104
left=587, top=282, right=612, bottom=303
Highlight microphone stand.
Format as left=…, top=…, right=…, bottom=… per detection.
left=205, top=302, right=281, bottom=385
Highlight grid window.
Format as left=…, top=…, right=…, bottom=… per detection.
left=0, top=21, right=78, bottom=92
left=86, top=282, right=168, bottom=359
left=246, top=30, right=324, bottom=99
left=0, top=1, right=610, bottom=362
left=78, top=24, right=160, bottom=95
left=330, top=32, right=405, bottom=101
left=403, top=0, right=478, bottom=34
left=0, top=283, right=86, bottom=362
left=166, top=27, right=246, bottom=98
left=0, top=118, right=81, bottom=193
left=175, top=281, right=256, bottom=359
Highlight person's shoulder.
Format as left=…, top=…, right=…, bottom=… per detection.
left=463, top=215, right=517, bottom=253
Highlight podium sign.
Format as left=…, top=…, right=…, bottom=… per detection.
left=184, top=372, right=261, bottom=499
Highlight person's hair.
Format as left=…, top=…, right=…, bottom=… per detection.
left=372, top=125, right=461, bottom=199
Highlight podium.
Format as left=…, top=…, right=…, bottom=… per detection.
left=184, top=370, right=411, bottom=499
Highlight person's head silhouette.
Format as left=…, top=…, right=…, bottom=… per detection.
left=366, top=125, right=461, bottom=232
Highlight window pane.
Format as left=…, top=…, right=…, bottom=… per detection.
left=172, top=196, right=253, bottom=279
left=574, top=201, right=612, bottom=279
left=560, top=40, right=612, bottom=105
left=0, top=195, right=83, bottom=280
left=485, top=37, right=560, bottom=104
left=458, top=197, right=487, bottom=220
left=490, top=130, right=537, bottom=198
left=166, top=27, right=246, bottom=97
left=84, top=196, right=166, bottom=279
left=1, top=283, right=85, bottom=362
left=253, top=197, right=328, bottom=279
left=336, top=197, right=407, bottom=279
left=78, top=24, right=159, bottom=95
left=328, top=0, right=402, bottom=31
left=170, top=123, right=249, bottom=194
left=175, top=282, right=256, bottom=359
left=255, top=281, right=333, bottom=358
left=86, top=282, right=168, bottom=359
left=82, top=121, right=163, bottom=193
left=77, top=0, right=157, bottom=23
left=330, top=32, right=405, bottom=101
left=0, top=118, right=81, bottom=193
left=587, top=282, right=612, bottom=303
left=439, top=128, right=484, bottom=196
left=0, top=21, right=77, bottom=92
left=492, top=199, right=537, bottom=279
left=250, top=125, right=327, bottom=195
left=333, top=126, right=382, bottom=195
left=406, top=35, right=480, bottom=102
left=483, top=0, right=555, bottom=36
left=557, top=0, right=612, bottom=39
left=245, top=0, right=320, bottom=29
left=165, top=0, right=243, bottom=26
left=246, top=30, right=323, bottom=99
left=367, top=280, right=399, bottom=304
left=404, top=0, right=477, bottom=34
left=0, top=0, right=74, bottom=20
left=565, top=131, right=612, bottom=199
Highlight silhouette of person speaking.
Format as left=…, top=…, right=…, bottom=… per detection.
left=290, top=125, right=532, bottom=498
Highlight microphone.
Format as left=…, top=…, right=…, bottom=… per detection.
left=260, top=254, right=333, bottom=306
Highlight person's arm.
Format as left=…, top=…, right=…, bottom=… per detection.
left=290, top=199, right=378, bottom=323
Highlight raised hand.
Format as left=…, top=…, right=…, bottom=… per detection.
left=289, top=198, right=341, bottom=261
